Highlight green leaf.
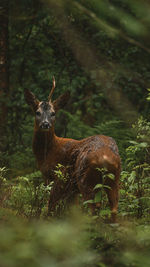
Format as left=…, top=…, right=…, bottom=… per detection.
left=83, top=199, right=94, bottom=205
left=138, top=142, right=148, bottom=148
left=129, top=140, right=139, bottom=145
left=94, top=183, right=103, bottom=190
left=94, top=192, right=101, bottom=203
left=107, top=173, right=115, bottom=180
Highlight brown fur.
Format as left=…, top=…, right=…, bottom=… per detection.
left=24, top=87, right=121, bottom=219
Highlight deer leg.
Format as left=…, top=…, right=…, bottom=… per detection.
left=48, top=179, right=78, bottom=216
left=78, top=183, right=98, bottom=215
left=48, top=180, right=63, bottom=215
left=81, top=192, right=96, bottom=214
left=77, top=167, right=102, bottom=215
left=105, top=180, right=119, bottom=222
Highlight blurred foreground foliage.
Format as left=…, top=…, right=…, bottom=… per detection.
left=1, top=201, right=150, bottom=266
left=0, top=208, right=96, bottom=267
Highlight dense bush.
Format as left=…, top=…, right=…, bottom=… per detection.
left=120, top=117, right=150, bottom=218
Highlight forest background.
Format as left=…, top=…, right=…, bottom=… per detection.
left=0, top=0, right=150, bottom=266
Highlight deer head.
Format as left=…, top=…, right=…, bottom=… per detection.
left=24, top=77, right=70, bottom=131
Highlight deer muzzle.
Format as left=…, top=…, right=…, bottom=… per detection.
left=40, top=121, right=51, bottom=130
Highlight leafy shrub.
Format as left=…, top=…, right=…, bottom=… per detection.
left=0, top=169, right=52, bottom=218
left=90, top=218, right=150, bottom=267
left=9, top=172, right=53, bottom=218
left=120, top=117, right=150, bottom=218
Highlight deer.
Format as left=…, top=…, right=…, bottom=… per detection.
left=24, top=77, right=121, bottom=220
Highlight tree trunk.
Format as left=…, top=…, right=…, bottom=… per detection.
left=0, top=0, right=9, bottom=157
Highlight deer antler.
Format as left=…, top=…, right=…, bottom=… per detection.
left=48, top=76, right=55, bottom=101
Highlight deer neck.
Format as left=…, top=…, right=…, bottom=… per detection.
left=32, top=126, right=56, bottom=162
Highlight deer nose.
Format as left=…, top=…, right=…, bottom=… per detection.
left=40, top=121, right=50, bottom=129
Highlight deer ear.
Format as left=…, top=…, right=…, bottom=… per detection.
left=24, top=89, right=39, bottom=112
left=53, top=91, right=70, bottom=112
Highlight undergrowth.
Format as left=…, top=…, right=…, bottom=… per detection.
left=0, top=117, right=150, bottom=266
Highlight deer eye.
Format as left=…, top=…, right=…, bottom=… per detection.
left=36, top=111, right=41, bottom=116
left=51, top=112, right=55, bottom=117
